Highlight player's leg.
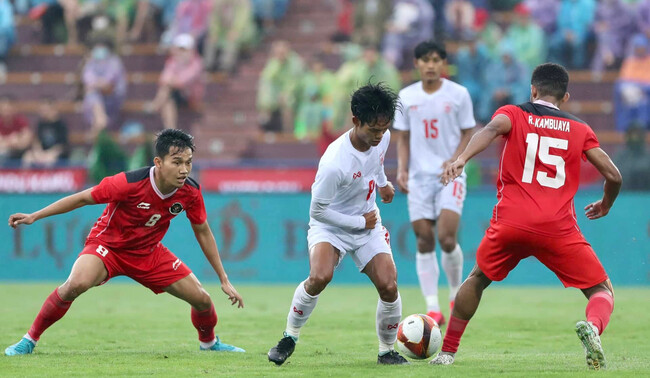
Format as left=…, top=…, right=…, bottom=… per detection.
left=436, top=209, right=463, bottom=310
left=363, top=252, right=408, bottom=365
left=163, top=273, right=244, bottom=352
left=437, top=176, right=466, bottom=311
left=5, top=254, right=108, bottom=356
left=268, top=242, right=339, bottom=365
left=576, top=280, right=614, bottom=370
left=413, top=218, right=445, bottom=324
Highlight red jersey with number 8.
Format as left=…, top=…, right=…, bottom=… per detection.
left=87, top=166, right=207, bottom=253
left=491, top=102, right=600, bottom=237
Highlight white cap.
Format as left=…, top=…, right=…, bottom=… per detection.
left=173, top=33, right=195, bottom=50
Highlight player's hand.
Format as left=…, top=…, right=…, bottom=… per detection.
left=584, top=200, right=611, bottom=220
left=363, top=210, right=378, bottom=229
left=8, top=213, right=36, bottom=228
left=378, top=182, right=395, bottom=203
left=396, top=169, right=409, bottom=193
left=221, top=281, right=244, bottom=308
left=441, top=157, right=466, bottom=186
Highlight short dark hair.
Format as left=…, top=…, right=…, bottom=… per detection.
left=350, top=82, right=400, bottom=126
left=531, top=63, right=569, bottom=100
left=154, top=129, right=195, bottom=158
left=414, top=41, right=447, bottom=60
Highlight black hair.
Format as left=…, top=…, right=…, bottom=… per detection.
left=414, top=40, right=447, bottom=60
left=350, top=82, right=400, bottom=126
left=154, top=129, right=195, bottom=158
left=531, top=63, right=569, bottom=100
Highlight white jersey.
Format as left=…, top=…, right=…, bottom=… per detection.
left=393, top=79, right=475, bottom=179
left=309, top=129, right=390, bottom=239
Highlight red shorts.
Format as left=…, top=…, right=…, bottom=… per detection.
left=80, top=240, right=192, bottom=294
left=477, top=222, right=608, bottom=289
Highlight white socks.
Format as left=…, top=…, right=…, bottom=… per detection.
left=376, top=293, right=402, bottom=355
left=200, top=338, right=216, bottom=349
left=441, top=244, right=464, bottom=301
left=416, top=251, right=441, bottom=312
left=285, top=280, right=319, bottom=339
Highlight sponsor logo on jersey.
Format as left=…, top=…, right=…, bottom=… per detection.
left=353, top=171, right=362, bottom=180
left=169, top=202, right=184, bottom=215
left=137, top=202, right=151, bottom=209
left=172, top=258, right=181, bottom=270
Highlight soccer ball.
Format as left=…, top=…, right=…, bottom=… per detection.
left=396, top=314, right=442, bottom=359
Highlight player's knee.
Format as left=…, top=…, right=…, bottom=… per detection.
left=60, top=279, right=93, bottom=299
left=438, top=235, right=456, bottom=253
left=416, top=237, right=435, bottom=253
left=194, top=291, right=213, bottom=311
left=376, top=277, right=398, bottom=302
left=308, top=271, right=333, bottom=292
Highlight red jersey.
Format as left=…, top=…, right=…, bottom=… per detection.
left=87, top=167, right=207, bottom=253
left=491, top=101, right=600, bottom=236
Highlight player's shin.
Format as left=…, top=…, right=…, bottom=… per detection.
left=586, top=291, right=614, bottom=335
left=285, top=280, right=319, bottom=340
left=28, top=288, right=73, bottom=341
left=441, top=244, right=464, bottom=301
left=416, top=251, right=440, bottom=312
left=191, top=303, right=218, bottom=346
left=377, top=293, right=402, bottom=355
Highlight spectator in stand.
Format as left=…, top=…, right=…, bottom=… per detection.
left=382, top=0, right=434, bottom=69
left=294, top=60, right=335, bottom=141
left=614, top=124, right=650, bottom=190
left=332, top=0, right=353, bottom=42
left=548, top=0, right=596, bottom=69
left=203, top=0, right=256, bottom=73
left=251, top=0, right=290, bottom=35
left=331, top=44, right=401, bottom=131
left=454, top=33, right=490, bottom=117
left=257, top=40, right=305, bottom=133
left=22, top=98, right=70, bottom=167
left=591, top=0, right=636, bottom=75
left=0, top=0, right=15, bottom=77
left=524, top=0, right=559, bottom=34
left=161, top=0, right=213, bottom=51
left=637, top=0, right=650, bottom=40
left=82, top=37, right=127, bottom=140
left=14, top=0, right=67, bottom=44
left=445, top=0, right=475, bottom=41
left=504, top=3, right=545, bottom=71
left=129, top=0, right=182, bottom=42
left=0, top=96, right=33, bottom=164
left=474, top=8, right=502, bottom=59
left=150, top=33, right=205, bottom=130
left=478, top=44, right=529, bottom=123
left=615, top=35, right=650, bottom=131
left=352, top=0, right=392, bottom=47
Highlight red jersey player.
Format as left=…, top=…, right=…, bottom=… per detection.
left=5, top=129, right=245, bottom=356
left=430, top=63, right=622, bottom=370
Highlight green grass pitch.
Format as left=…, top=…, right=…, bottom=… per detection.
left=1, top=283, right=648, bottom=377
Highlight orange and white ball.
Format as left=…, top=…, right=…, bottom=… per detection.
left=396, top=314, right=442, bottom=359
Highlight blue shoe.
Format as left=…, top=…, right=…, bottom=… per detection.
left=5, top=337, right=36, bottom=356
left=200, top=336, right=245, bottom=353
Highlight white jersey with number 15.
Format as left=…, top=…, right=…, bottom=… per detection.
left=393, top=78, right=475, bottom=178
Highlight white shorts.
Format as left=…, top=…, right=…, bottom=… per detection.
left=307, top=225, right=392, bottom=272
left=407, top=175, right=466, bottom=222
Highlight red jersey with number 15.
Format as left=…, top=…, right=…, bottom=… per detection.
left=491, top=101, right=600, bottom=237
left=87, top=166, right=207, bottom=253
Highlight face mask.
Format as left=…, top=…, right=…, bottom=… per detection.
left=92, top=46, right=110, bottom=60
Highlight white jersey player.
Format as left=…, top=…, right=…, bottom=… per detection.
left=268, top=83, right=409, bottom=366
left=394, top=41, right=476, bottom=326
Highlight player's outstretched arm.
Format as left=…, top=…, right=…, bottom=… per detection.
left=8, top=188, right=96, bottom=228
left=441, top=115, right=512, bottom=185
left=191, top=221, right=244, bottom=308
left=584, top=147, right=622, bottom=220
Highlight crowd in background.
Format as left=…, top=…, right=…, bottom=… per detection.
left=0, top=0, right=649, bottom=189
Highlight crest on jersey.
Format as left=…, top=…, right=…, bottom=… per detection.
left=444, top=102, right=452, bottom=113
left=169, top=202, right=184, bottom=215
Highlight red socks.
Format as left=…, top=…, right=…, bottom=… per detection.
left=586, top=291, right=614, bottom=335
left=28, top=289, right=73, bottom=341
left=191, top=303, right=218, bottom=342
left=441, top=315, right=469, bottom=353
